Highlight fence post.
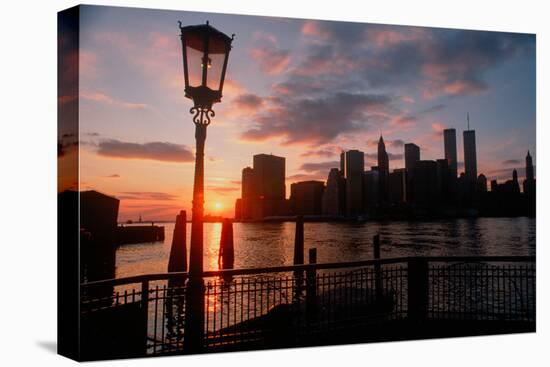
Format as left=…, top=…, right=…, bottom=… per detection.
left=373, top=234, right=382, bottom=300
left=141, top=280, right=149, bottom=350
left=294, top=216, right=304, bottom=265
left=407, top=258, right=429, bottom=322
left=306, top=248, right=318, bottom=325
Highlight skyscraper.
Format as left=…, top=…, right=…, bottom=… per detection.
left=342, top=150, right=364, bottom=216
left=363, top=170, right=379, bottom=210
left=378, top=135, right=389, bottom=203
left=523, top=150, right=536, bottom=214
left=378, top=135, right=389, bottom=173
left=436, top=158, right=450, bottom=201
left=388, top=168, right=407, bottom=204
left=511, top=169, right=521, bottom=194
left=404, top=143, right=420, bottom=203
left=290, top=181, right=325, bottom=216
left=463, top=114, right=477, bottom=181
left=240, top=167, right=256, bottom=220
left=412, top=160, right=438, bottom=208
left=443, top=128, right=458, bottom=178
left=404, top=143, right=420, bottom=174
left=322, top=168, right=345, bottom=216
left=247, top=154, right=286, bottom=219
left=526, top=150, right=534, bottom=181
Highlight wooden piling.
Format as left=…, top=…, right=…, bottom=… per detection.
left=168, top=210, right=187, bottom=273
left=294, top=216, right=304, bottom=265
left=219, top=218, right=235, bottom=270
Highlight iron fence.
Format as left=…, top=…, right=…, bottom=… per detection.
left=80, top=256, right=535, bottom=358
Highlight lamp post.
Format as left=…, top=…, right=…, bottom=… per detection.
left=178, top=20, right=234, bottom=352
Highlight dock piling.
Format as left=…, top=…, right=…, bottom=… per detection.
left=294, top=216, right=304, bottom=265
left=219, top=218, right=235, bottom=270
left=168, top=210, right=187, bottom=274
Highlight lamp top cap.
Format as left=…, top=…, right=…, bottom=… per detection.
left=178, top=20, right=234, bottom=45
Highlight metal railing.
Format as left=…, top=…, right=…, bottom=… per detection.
left=80, top=256, right=535, bottom=358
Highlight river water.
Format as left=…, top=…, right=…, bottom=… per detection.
left=115, top=217, right=535, bottom=279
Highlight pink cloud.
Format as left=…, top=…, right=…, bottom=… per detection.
left=301, top=21, right=331, bottom=40
left=431, top=122, right=448, bottom=139
left=81, top=91, right=150, bottom=110
left=249, top=33, right=290, bottom=75
left=80, top=50, right=98, bottom=79
left=366, top=28, right=427, bottom=47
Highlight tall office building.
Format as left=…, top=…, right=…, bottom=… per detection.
left=240, top=167, right=256, bottom=220
left=404, top=143, right=420, bottom=173
left=511, top=169, right=521, bottom=194
left=404, top=143, right=420, bottom=203
left=290, top=181, right=325, bottom=215
left=463, top=114, right=477, bottom=181
left=240, top=154, right=286, bottom=220
left=412, top=160, right=438, bottom=208
left=523, top=150, right=536, bottom=214
left=363, top=170, right=379, bottom=210
left=342, top=150, right=365, bottom=216
left=436, top=158, right=450, bottom=201
left=388, top=168, right=407, bottom=204
left=322, top=168, right=345, bottom=216
left=525, top=150, right=534, bottom=181
left=378, top=136, right=390, bottom=203
left=443, top=128, right=458, bottom=178
left=253, top=154, right=285, bottom=199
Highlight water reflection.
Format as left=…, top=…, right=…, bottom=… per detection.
left=115, top=218, right=535, bottom=279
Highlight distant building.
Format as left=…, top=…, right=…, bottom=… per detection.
left=411, top=160, right=438, bottom=208
left=322, top=168, right=345, bottom=216
left=240, top=167, right=256, bottom=220
left=490, top=179, right=498, bottom=192
left=443, top=128, right=458, bottom=179
left=234, top=198, right=242, bottom=220
left=404, top=143, right=420, bottom=203
left=342, top=150, right=365, bottom=216
left=378, top=136, right=390, bottom=203
left=388, top=168, right=407, bottom=204
left=477, top=174, right=488, bottom=192
left=510, top=169, right=521, bottom=194
left=436, top=158, right=451, bottom=201
left=404, top=143, right=420, bottom=174
left=290, top=181, right=325, bottom=216
left=363, top=170, right=380, bottom=210
left=523, top=150, right=535, bottom=197
left=463, top=119, right=477, bottom=182
left=498, top=171, right=521, bottom=196
left=238, top=154, right=287, bottom=220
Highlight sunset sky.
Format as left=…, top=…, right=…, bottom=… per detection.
left=61, top=5, right=536, bottom=221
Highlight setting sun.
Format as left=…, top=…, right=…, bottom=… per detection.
left=213, top=202, right=223, bottom=211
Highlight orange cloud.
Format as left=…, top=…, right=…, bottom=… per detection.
left=81, top=91, right=150, bottom=110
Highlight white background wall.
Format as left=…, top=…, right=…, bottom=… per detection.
left=0, top=0, right=548, bottom=365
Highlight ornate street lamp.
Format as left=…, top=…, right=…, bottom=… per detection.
left=178, top=20, right=234, bottom=352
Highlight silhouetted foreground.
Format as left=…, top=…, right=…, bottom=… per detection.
left=80, top=256, right=535, bottom=360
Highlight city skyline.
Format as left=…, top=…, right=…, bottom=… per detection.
left=58, top=5, right=536, bottom=221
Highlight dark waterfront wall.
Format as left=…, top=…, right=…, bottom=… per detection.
left=58, top=6, right=80, bottom=361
